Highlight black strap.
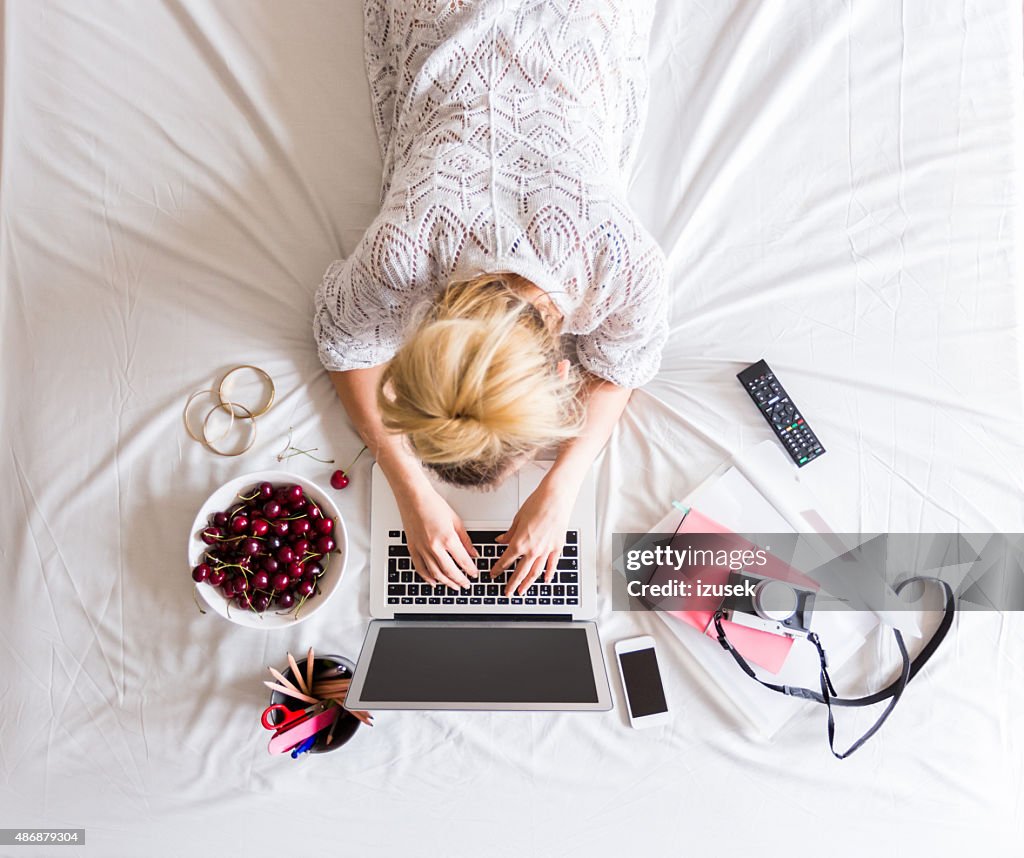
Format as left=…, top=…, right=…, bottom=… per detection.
left=712, top=576, right=955, bottom=759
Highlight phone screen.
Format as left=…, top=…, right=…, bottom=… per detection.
left=619, top=647, right=668, bottom=717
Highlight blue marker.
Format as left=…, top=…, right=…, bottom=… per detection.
left=290, top=737, right=316, bottom=759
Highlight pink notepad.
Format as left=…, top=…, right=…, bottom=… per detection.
left=650, top=509, right=818, bottom=674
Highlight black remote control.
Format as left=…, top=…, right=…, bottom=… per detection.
left=737, top=359, right=825, bottom=467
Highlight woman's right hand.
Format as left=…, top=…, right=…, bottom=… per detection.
left=395, top=485, right=479, bottom=590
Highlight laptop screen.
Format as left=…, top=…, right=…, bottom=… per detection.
left=356, top=625, right=600, bottom=704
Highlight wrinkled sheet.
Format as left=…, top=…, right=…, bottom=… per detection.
left=1, top=1, right=1022, bottom=855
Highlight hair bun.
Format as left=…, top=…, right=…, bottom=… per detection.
left=378, top=275, right=581, bottom=486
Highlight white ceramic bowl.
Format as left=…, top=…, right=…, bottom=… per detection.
left=187, top=470, right=347, bottom=628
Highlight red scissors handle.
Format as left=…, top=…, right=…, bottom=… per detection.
left=261, top=703, right=313, bottom=732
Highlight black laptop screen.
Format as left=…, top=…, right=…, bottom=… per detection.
left=358, top=626, right=599, bottom=703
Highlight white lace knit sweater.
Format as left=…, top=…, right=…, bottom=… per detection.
left=314, top=0, right=668, bottom=388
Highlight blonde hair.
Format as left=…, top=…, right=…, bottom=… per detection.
left=378, top=273, right=581, bottom=486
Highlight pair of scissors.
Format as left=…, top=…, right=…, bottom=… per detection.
left=261, top=702, right=325, bottom=733
left=261, top=702, right=338, bottom=755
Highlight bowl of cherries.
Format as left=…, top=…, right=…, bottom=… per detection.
left=187, top=471, right=347, bottom=628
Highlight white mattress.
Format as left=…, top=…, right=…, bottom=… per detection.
left=2, top=1, right=1023, bottom=855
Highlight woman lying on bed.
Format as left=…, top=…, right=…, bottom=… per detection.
left=314, top=0, right=667, bottom=597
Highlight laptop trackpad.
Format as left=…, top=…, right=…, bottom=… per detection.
left=424, top=460, right=548, bottom=521
left=428, top=473, right=519, bottom=521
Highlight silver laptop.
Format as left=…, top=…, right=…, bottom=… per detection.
left=346, top=460, right=610, bottom=711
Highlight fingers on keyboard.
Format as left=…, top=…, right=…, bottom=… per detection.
left=386, top=531, right=582, bottom=606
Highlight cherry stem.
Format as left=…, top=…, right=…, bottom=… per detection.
left=237, top=490, right=260, bottom=502
left=192, top=588, right=207, bottom=615
left=343, top=445, right=368, bottom=473
left=206, top=560, right=247, bottom=573
left=275, top=426, right=336, bottom=464
left=275, top=426, right=297, bottom=461
left=279, top=446, right=335, bottom=464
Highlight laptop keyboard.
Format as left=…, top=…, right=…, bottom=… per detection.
left=385, top=529, right=580, bottom=608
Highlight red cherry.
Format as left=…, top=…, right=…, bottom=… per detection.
left=262, top=501, right=281, bottom=519
left=241, top=539, right=261, bottom=556
left=287, top=561, right=305, bottom=580
left=277, top=546, right=295, bottom=565
left=229, top=515, right=249, bottom=534
left=271, top=520, right=289, bottom=538
left=208, top=568, right=226, bottom=587
left=251, top=571, right=270, bottom=591
left=271, top=572, right=291, bottom=591
left=232, top=576, right=249, bottom=594
left=296, top=579, right=315, bottom=598
left=192, top=563, right=211, bottom=583
left=307, top=504, right=323, bottom=520
left=291, top=538, right=310, bottom=557
left=258, top=482, right=274, bottom=499
left=252, top=593, right=271, bottom=612
left=292, top=518, right=311, bottom=536
left=316, top=536, right=335, bottom=554
left=276, top=592, right=295, bottom=609
left=250, top=518, right=270, bottom=537
left=330, top=470, right=349, bottom=490
left=201, top=527, right=223, bottom=545
left=316, top=518, right=334, bottom=535
left=286, top=485, right=304, bottom=504
left=212, top=512, right=229, bottom=528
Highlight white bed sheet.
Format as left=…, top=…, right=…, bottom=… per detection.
left=2, top=1, right=1023, bottom=856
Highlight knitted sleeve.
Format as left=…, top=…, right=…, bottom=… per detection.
left=313, top=219, right=424, bottom=372
left=574, top=230, right=668, bottom=388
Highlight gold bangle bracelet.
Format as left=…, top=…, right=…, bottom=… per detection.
left=217, top=364, right=276, bottom=419
left=202, top=401, right=257, bottom=457
left=183, top=389, right=235, bottom=444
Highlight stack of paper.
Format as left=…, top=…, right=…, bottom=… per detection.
left=647, top=442, right=878, bottom=737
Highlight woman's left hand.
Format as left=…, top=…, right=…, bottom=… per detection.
left=490, top=476, right=580, bottom=597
